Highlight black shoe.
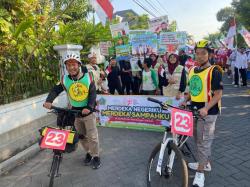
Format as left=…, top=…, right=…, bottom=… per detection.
left=84, top=153, right=92, bottom=165
left=92, top=157, right=101, bottom=169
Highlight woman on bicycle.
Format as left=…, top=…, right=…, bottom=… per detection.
left=43, top=53, right=101, bottom=169
left=183, top=40, right=223, bottom=187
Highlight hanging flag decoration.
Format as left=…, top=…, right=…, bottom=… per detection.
left=239, top=26, right=250, bottom=47
left=224, top=18, right=236, bottom=49
left=89, top=0, right=113, bottom=25
left=226, top=17, right=236, bottom=39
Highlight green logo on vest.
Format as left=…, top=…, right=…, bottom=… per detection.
left=189, top=75, right=203, bottom=96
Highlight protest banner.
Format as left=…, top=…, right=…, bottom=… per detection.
left=115, top=44, right=130, bottom=56
left=148, top=15, right=169, bottom=33
left=129, top=31, right=158, bottom=56
left=97, top=95, right=183, bottom=131
left=110, top=22, right=129, bottom=38
left=130, top=56, right=144, bottom=71
left=158, top=32, right=187, bottom=54
left=99, top=41, right=112, bottom=56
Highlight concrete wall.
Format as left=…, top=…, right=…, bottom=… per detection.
left=0, top=93, right=67, bottom=163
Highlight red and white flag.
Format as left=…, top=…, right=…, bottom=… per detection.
left=239, top=26, right=250, bottom=47
left=105, top=66, right=112, bottom=75
left=89, top=0, right=113, bottom=25
left=226, top=17, right=236, bottom=39
left=224, top=37, right=234, bottom=50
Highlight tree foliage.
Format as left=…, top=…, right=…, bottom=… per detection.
left=213, top=0, right=250, bottom=47
left=0, top=0, right=112, bottom=104
left=232, top=0, right=250, bottom=31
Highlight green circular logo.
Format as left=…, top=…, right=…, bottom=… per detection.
left=189, top=75, right=203, bottom=96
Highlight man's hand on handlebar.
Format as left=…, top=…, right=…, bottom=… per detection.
left=43, top=102, right=52, bottom=109
left=82, top=108, right=91, bottom=115
left=198, top=107, right=208, bottom=117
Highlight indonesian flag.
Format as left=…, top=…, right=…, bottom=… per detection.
left=239, top=26, right=250, bottom=47
left=225, top=37, right=234, bottom=50
left=89, top=0, right=113, bottom=25
left=226, top=17, right=236, bottom=39
left=105, top=66, right=112, bottom=75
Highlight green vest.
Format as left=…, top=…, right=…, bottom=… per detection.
left=63, top=74, right=91, bottom=107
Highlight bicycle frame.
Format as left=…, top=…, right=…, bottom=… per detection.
left=156, top=128, right=187, bottom=176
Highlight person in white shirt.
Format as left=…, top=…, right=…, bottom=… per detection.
left=228, top=49, right=237, bottom=84
left=86, top=53, right=103, bottom=93
left=234, top=48, right=248, bottom=87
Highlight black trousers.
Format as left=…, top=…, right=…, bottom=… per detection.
left=109, top=83, right=123, bottom=95
left=132, top=76, right=142, bottom=95
left=121, top=75, right=132, bottom=95
left=234, top=67, right=247, bottom=86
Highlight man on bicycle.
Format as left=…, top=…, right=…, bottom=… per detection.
left=183, top=40, right=223, bottom=187
left=43, top=53, right=101, bottom=169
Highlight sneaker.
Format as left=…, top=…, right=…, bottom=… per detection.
left=84, top=153, right=92, bottom=165
left=193, top=172, right=205, bottom=187
left=188, top=162, right=211, bottom=172
left=232, top=81, right=235, bottom=85
left=92, top=157, right=101, bottom=169
left=234, top=85, right=239, bottom=88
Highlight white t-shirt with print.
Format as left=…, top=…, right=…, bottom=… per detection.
left=142, top=70, right=156, bottom=91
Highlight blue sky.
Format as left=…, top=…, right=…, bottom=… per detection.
left=109, top=0, right=233, bottom=41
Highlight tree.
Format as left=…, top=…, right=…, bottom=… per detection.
left=232, top=0, right=250, bottom=30
left=0, top=0, right=112, bottom=104
left=168, top=20, right=177, bottom=32
left=216, top=7, right=235, bottom=34
left=204, top=32, right=222, bottom=43
left=125, top=13, right=149, bottom=30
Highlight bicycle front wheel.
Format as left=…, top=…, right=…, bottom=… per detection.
left=147, top=141, right=188, bottom=187
left=49, top=154, right=60, bottom=187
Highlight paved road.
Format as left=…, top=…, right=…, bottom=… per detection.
left=0, top=76, right=249, bottom=187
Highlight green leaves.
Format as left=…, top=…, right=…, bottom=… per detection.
left=14, top=18, right=34, bottom=38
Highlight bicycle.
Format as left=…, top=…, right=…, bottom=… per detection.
left=39, top=106, right=82, bottom=187
left=146, top=97, right=202, bottom=187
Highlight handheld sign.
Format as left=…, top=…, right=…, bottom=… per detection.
left=40, top=128, right=69, bottom=150
left=171, top=108, right=193, bottom=136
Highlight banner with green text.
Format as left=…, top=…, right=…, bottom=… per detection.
left=96, top=95, right=183, bottom=131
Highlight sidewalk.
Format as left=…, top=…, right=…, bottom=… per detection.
left=0, top=76, right=249, bottom=187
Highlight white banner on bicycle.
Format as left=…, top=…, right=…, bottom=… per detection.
left=96, top=95, right=184, bottom=131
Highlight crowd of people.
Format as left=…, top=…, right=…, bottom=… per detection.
left=89, top=45, right=250, bottom=96
left=42, top=40, right=249, bottom=187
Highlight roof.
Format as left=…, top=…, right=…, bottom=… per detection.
left=113, top=9, right=138, bottom=21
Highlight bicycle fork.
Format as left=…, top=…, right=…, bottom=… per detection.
left=156, top=131, right=175, bottom=176
left=49, top=152, right=63, bottom=177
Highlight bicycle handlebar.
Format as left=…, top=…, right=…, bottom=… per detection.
left=147, top=97, right=183, bottom=110
left=147, top=97, right=202, bottom=119
left=48, top=105, right=99, bottom=117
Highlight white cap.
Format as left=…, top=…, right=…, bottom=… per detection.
left=62, top=53, right=81, bottom=64
left=88, top=53, right=97, bottom=58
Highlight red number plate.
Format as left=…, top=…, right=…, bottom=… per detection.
left=40, top=128, right=69, bottom=150
left=171, top=108, right=193, bottom=136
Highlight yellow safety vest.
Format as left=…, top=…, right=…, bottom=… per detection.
left=188, top=65, right=222, bottom=103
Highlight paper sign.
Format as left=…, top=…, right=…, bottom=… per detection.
left=40, top=128, right=69, bottom=150
left=171, top=108, right=193, bottom=136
